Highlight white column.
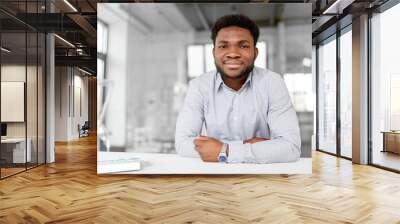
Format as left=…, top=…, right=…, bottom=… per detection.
left=46, top=32, right=55, bottom=163
left=352, top=14, right=369, bottom=164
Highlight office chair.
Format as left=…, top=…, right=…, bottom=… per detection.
left=79, top=121, right=90, bottom=138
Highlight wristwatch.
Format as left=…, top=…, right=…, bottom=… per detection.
left=218, top=143, right=228, bottom=163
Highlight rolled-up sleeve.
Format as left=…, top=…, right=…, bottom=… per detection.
left=175, top=80, right=204, bottom=158
left=226, top=74, right=301, bottom=163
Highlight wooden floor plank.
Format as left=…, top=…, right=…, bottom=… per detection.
left=0, top=134, right=400, bottom=223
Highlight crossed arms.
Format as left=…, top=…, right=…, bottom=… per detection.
left=193, top=136, right=269, bottom=162
left=175, top=74, right=301, bottom=164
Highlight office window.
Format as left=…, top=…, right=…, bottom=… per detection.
left=97, top=20, right=108, bottom=108
left=98, top=21, right=108, bottom=55
left=97, top=20, right=108, bottom=81
left=284, top=73, right=313, bottom=112
left=317, top=37, right=337, bottom=154
left=340, top=29, right=352, bottom=158
left=205, top=44, right=214, bottom=73
left=187, top=45, right=205, bottom=78
left=187, top=41, right=267, bottom=79
left=97, top=59, right=105, bottom=81
left=255, top=41, right=266, bottom=69
left=371, top=3, right=400, bottom=171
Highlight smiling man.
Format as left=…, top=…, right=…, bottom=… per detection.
left=175, top=14, right=301, bottom=163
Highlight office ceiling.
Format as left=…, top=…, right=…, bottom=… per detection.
left=120, top=3, right=310, bottom=33
left=0, top=0, right=97, bottom=74
left=0, top=0, right=392, bottom=75
left=176, top=3, right=311, bottom=31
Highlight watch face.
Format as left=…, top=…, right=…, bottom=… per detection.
left=218, top=155, right=227, bottom=162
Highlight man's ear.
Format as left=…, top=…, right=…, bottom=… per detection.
left=212, top=46, right=215, bottom=58
left=254, top=47, right=259, bottom=59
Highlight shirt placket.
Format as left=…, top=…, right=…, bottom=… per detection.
left=231, top=92, right=241, bottom=141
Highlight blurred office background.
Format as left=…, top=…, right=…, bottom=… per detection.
left=97, top=3, right=313, bottom=157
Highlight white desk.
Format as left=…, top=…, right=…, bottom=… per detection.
left=97, top=152, right=312, bottom=174
left=1, top=138, right=31, bottom=163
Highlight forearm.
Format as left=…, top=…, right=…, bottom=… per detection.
left=175, top=136, right=200, bottom=158
left=226, top=138, right=301, bottom=163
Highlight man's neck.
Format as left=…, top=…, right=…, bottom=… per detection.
left=221, top=74, right=249, bottom=91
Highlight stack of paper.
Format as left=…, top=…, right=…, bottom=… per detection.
left=98, top=158, right=141, bottom=173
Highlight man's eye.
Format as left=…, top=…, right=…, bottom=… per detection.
left=218, top=45, right=226, bottom=49
left=240, top=45, right=250, bottom=48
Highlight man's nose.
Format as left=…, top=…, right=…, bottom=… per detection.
left=226, top=47, right=241, bottom=58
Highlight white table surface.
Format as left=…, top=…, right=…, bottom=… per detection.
left=98, top=152, right=312, bottom=174
left=1, top=138, right=32, bottom=163
left=1, top=138, right=26, bottom=143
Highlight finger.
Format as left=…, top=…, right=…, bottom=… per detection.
left=194, top=139, right=205, bottom=145
left=256, top=137, right=269, bottom=140
left=196, top=136, right=209, bottom=141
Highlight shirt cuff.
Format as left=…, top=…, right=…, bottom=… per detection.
left=223, top=140, right=246, bottom=163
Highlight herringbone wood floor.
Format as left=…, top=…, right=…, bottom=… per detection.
left=1, top=134, right=400, bottom=224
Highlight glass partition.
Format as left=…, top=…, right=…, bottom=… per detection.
left=317, top=36, right=337, bottom=155
left=1, top=30, right=28, bottom=177
left=0, top=1, right=46, bottom=179
left=371, top=3, right=400, bottom=171
left=339, top=28, right=352, bottom=158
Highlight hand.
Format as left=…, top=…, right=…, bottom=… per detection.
left=193, top=136, right=223, bottom=162
left=243, top=137, right=270, bottom=144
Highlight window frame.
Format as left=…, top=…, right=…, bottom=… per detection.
left=368, top=0, right=400, bottom=173
left=315, top=23, right=353, bottom=161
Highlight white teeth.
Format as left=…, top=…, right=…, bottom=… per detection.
left=224, top=62, right=241, bottom=65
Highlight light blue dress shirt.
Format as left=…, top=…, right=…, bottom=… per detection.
left=175, top=67, right=301, bottom=163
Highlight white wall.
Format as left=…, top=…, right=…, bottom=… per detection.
left=54, top=67, right=89, bottom=141
left=55, top=67, right=68, bottom=141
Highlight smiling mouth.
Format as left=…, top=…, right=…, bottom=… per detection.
left=223, top=61, right=243, bottom=69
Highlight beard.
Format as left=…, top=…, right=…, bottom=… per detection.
left=215, top=62, right=255, bottom=81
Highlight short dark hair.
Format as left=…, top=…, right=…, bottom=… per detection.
left=211, top=14, right=259, bottom=46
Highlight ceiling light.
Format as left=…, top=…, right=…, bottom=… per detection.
left=1, top=47, right=11, bottom=53
left=63, top=0, right=78, bottom=12
left=54, top=34, right=75, bottom=48
left=323, top=0, right=354, bottom=15
left=78, top=67, right=92, bottom=76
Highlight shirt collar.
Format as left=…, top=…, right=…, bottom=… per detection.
left=215, top=70, right=253, bottom=91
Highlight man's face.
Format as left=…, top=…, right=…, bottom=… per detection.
left=213, top=26, right=258, bottom=80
